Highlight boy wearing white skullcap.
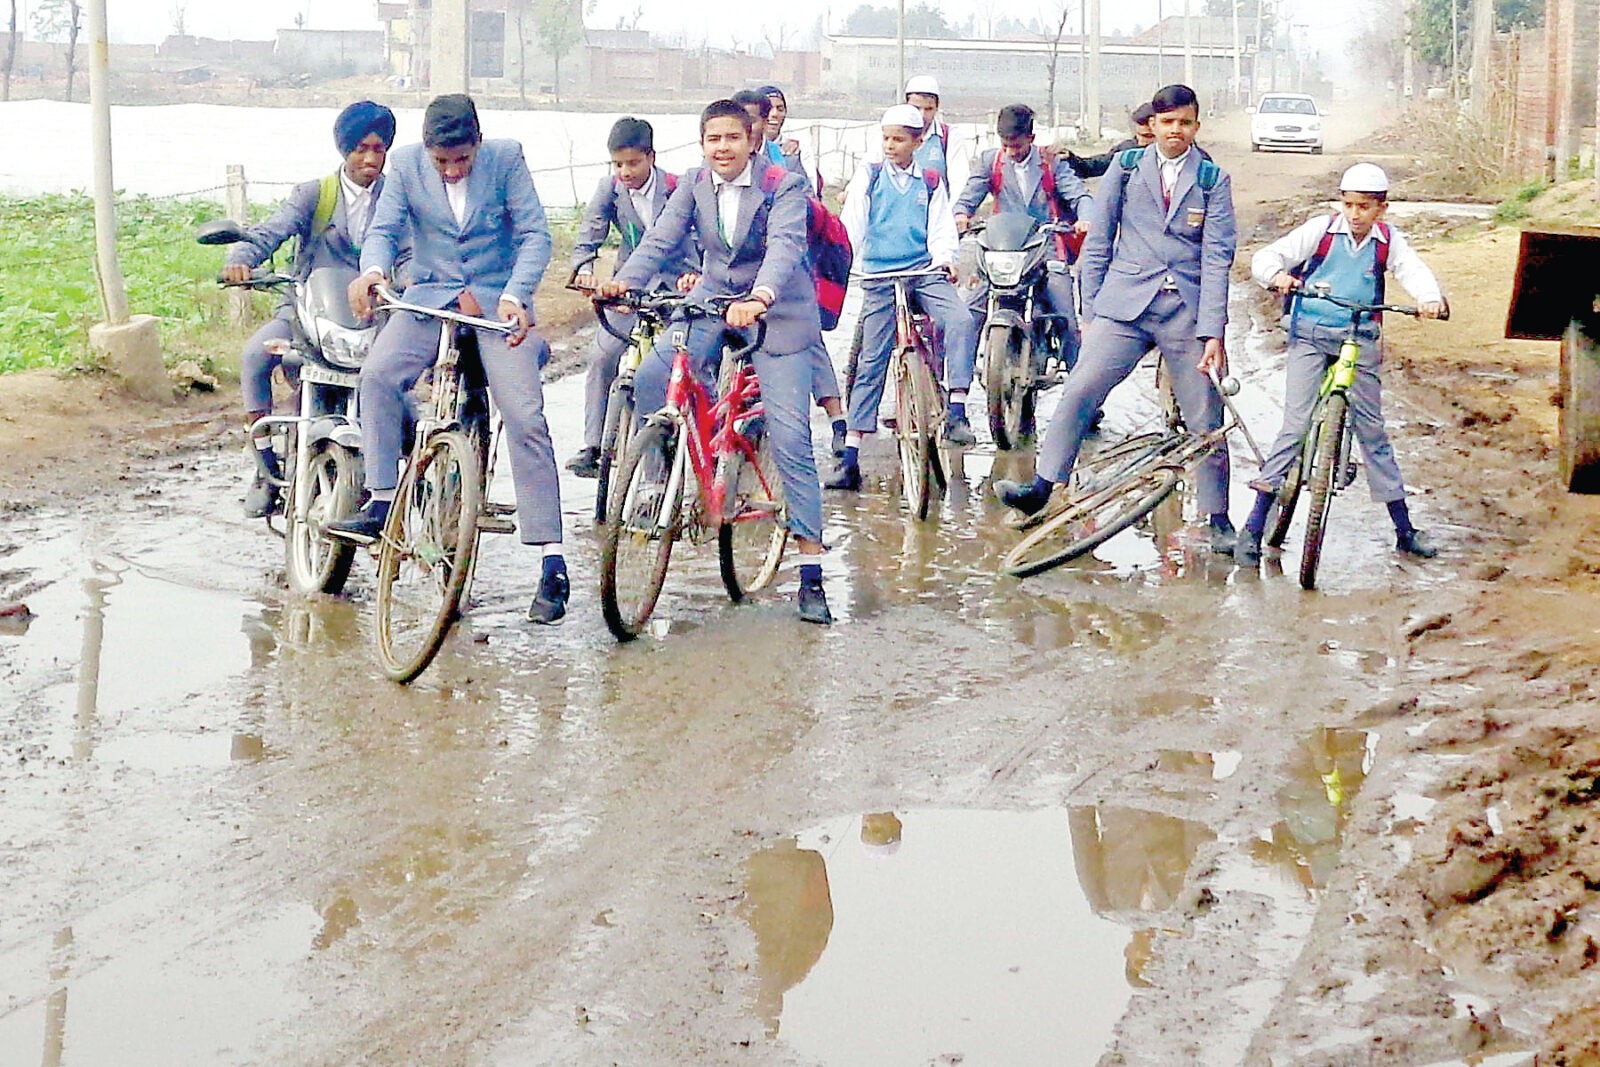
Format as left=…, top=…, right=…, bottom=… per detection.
left=1238, top=163, right=1449, bottom=564
left=903, top=75, right=951, bottom=173
left=826, top=104, right=976, bottom=490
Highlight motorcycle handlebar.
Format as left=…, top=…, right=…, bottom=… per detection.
left=217, top=270, right=293, bottom=289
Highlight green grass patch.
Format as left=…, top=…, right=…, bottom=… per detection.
left=1492, top=179, right=1550, bottom=225
left=0, top=193, right=582, bottom=376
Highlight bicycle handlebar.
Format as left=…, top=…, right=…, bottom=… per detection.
left=590, top=290, right=766, bottom=355
left=217, top=270, right=294, bottom=289
left=1294, top=285, right=1452, bottom=321
left=373, top=284, right=515, bottom=334
left=853, top=267, right=949, bottom=281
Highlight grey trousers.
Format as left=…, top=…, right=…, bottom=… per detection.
left=582, top=318, right=631, bottom=450
left=850, top=275, right=976, bottom=433
left=241, top=314, right=294, bottom=413
left=811, top=344, right=841, bottom=404
left=633, top=317, right=825, bottom=544
left=1256, top=324, right=1406, bottom=504
left=358, top=311, right=564, bottom=545
left=1036, top=291, right=1230, bottom=517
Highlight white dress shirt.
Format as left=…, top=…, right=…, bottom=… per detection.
left=339, top=169, right=375, bottom=244
left=1012, top=151, right=1039, bottom=202
left=711, top=161, right=754, bottom=246
left=628, top=171, right=657, bottom=228
left=1157, top=146, right=1192, bottom=203
left=445, top=178, right=469, bottom=228
left=841, top=158, right=959, bottom=270
left=1251, top=212, right=1443, bottom=305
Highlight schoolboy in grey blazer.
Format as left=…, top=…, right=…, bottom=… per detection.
left=996, top=85, right=1240, bottom=554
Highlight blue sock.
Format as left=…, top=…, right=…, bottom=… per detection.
left=1244, top=490, right=1273, bottom=537
left=949, top=399, right=965, bottom=420
left=1029, top=475, right=1053, bottom=497
left=832, top=417, right=846, bottom=435
left=842, top=445, right=860, bottom=468
left=368, top=497, right=391, bottom=521
left=1209, top=511, right=1233, bottom=531
left=542, top=554, right=567, bottom=580
left=799, top=562, right=823, bottom=585
left=1387, top=499, right=1414, bottom=537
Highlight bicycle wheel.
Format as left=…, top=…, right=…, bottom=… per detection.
left=717, top=423, right=789, bottom=601
left=600, top=420, right=681, bottom=640
left=594, top=379, right=635, bottom=524
left=895, top=350, right=934, bottom=520
left=985, top=325, right=1032, bottom=451
left=374, top=430, right=483, bottom=683
left=1001, top=463, right=1181, bottom=579
left=1264, top=446, right=1305, bottom=549
left=1299, top=392, right=1348, bottom=591
left=285, top=440, right=359, bottom=595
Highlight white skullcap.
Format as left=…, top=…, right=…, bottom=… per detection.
left=904, top=75, right=941, bottom=97
left=1339, top=163, right=1389, bottom=194
left=882, top=104, right=926, bottom=131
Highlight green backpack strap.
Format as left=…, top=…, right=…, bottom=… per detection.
left=1117, top=147, right=1145, bottom=171
left=1196, top=158, right=1221, bottom=192
left=311, top=171, right=341, bottom=239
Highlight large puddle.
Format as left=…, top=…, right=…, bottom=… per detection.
left=742, top=729, right=1376, bottom=1066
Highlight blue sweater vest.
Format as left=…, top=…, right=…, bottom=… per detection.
left=861, top=168, right=933, bottom=274
left=1296, top=234, right=1382, bottom=334
left=914, top=131, right=947, bottom=175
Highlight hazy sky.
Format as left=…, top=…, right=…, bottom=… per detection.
left=92, top=0, right=1267, bottom=46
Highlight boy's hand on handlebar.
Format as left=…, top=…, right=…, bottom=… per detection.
left=220, top=264, right=252, bottom=284
left=954, top=213, right=970, bottom=235
left=571, top=270, right=597, bottom=291
left=1419, top=301, right=1446, bottom=320
left=1270, top=272, right=1300, bottom=295
left=595, top=279, right=630, bottom=299
left=940, top=262, right=959, bottom=284
left=1074, top=219, right=1091, bottom=236
left=726, top=299, right=768, bottom=329
left=1199, top=338, right=1226, bottom=376
left=499, top=299, right=530, bottom=346
left=676, top=272, right=700, bottom=293
left=348, top=271, right=383, bottom=318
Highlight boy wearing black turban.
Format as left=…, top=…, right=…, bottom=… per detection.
left=223, top=100, right=398, bottom=518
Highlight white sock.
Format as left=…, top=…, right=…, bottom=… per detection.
left=540, top=542, right=564, bottom=559
left=370, top=488, right=396, bottom=503
left=950, top=389, right=968, bottom=404
left=845, top=430, right=865, bottom=448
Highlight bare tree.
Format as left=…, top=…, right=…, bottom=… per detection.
left=973, top=0, right=1002, bottom=37
left=170, top=2, right=187, bottom=36
left=761, top=20, right=792, bottom=57
left=33, top=0, right=83, bottom=102
left=3, top=0, right=18, bottom=102
left=1045, top=0, right=1073, bottom=126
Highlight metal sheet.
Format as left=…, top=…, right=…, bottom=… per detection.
left=1505, top=226, right=1600, bottom=340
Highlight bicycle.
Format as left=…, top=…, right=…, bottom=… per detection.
left=366, top=285, right=519, bottom=683
left=1261, top=286, right=1444, bottom=590
left=855, top=268, right=952, bottom=521
left=584, top=287, right=689, bottom=525
left=598, top=297, right=787, bottom=641
left=1000, top=363, right=1263, bottom=579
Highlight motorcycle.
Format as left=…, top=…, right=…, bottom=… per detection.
left=197, top=219, right=373, bottom=595
left=970, top=213, right=1079, bottom=451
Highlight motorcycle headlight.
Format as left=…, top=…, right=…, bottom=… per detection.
left=319, top=324, right=372, bottom=369
left=983, top=250, right=1029, bottom=288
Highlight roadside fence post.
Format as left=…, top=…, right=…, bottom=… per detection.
left=226, top=164, right=249, bottom=326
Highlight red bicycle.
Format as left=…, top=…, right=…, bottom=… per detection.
left=598, top=295, right=788, bottom=640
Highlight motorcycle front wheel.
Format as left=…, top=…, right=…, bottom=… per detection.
left=286, top=440, right=360, bottom=595
left=985, top=325, right=1033, bottom=452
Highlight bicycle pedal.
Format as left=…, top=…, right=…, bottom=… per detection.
left=477, top=514, right=517, bottom=535
left=485, top=501, right=517, bottom=515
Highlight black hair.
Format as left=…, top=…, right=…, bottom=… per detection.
left=607, top=116, right=655, bottom=154
left=997, top=104, right=1034, bottom=139
left=1151, top=84, right=1200, bottom=116
left=731, top=89, right=772, bottom=119
left=701, top=98, right=755, bottom=136
left=1131, top=102, right=1156, bottom=126
left=759, top=84, right=786, bottom=104
left=422, top=93, right=481, bottom=149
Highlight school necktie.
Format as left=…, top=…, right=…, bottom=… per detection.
left=458, top=290, right=484, bottom=317
left=716, top=183, right=731, bottom=247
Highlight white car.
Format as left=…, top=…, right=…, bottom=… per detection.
left=1248, top=93, right=1325, bottom=154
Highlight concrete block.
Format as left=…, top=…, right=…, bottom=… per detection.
left=89, top=314, right=170, bottom=402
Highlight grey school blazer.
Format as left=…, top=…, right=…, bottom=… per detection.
left=1078, top=145, right=1237, bottom=341
left=571, top=168, right=701, bottom=286
left=614, top=163, right=821, bottom=356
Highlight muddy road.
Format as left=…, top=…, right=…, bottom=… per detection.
left=0, top=116, right=1580, bottom=1066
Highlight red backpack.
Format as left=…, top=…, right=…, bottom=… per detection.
left=689, top=164, right=854, bottom=331
left=988, top=146, right=1085, bottom=262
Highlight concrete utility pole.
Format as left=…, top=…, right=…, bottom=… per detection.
left=85, top=0, right=165, bottom=399
left=1157, top=0, right=1164, bottom=84
left=896, top=0, right=905, bottom=100
left=1467, top=0, right=1494, bottom=120
left=1085, top=0, right=1101, bottom=141
left=431, top=0, right=469, bottom=94
left=1182, top=0, right=1194, bottom=88
left=1231, top=0, right=1242, bottom=107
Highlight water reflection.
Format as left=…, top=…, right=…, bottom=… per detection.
left=743, top=806, right=1216, bottom=1067
left=1250, top=728, right=1376, bottom=893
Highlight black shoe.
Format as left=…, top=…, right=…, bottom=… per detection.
left=797, top=579, right=833, bottom=625
left=1234, top=529, right=1263, bottom=566
left=830, top=422, right=847, bottom=458
left=1086, top=409, right=1106, bottom=436
left=823, top=462, right=862, bottom=492
left=565, top=447, right=601, bottom=479
left=944, top=411, right=977, bottom=447
left=1209, top=520, right=1238, bottom=556
left=1396, top=528, right=1439, bottom=559
left=324, top=499, right=389, bottom=542
left=994, top=479, right=1050, bottom=516
left=527, top=566, right=570, bottom=625
left=243, top=471, right=279, bottom=519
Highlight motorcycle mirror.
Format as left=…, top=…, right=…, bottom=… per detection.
left=196, top=219, right=247, bottom=246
